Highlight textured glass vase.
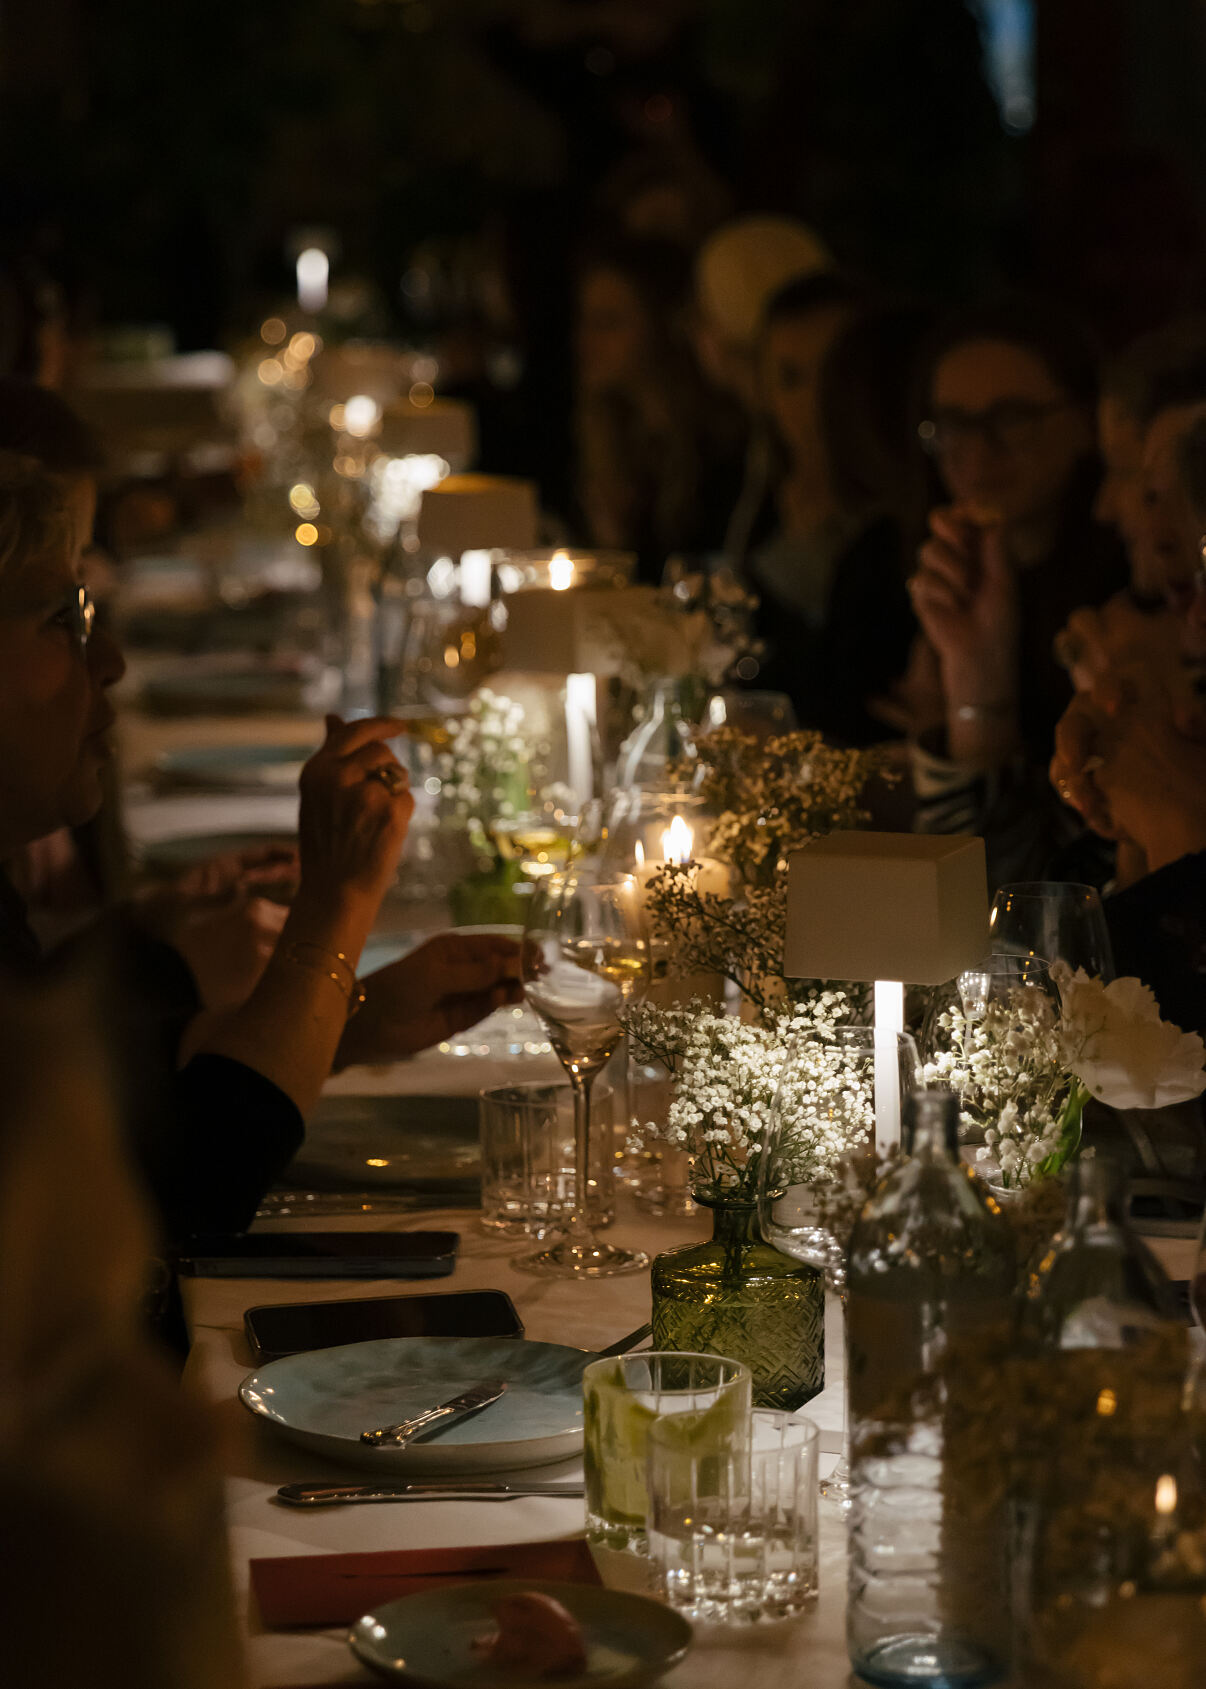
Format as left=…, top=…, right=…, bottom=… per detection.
left=650, top=1198, right=824, bottom=1410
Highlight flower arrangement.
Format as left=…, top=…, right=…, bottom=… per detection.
left=923, top=962, right=1206, bottom=1190
left=625, top=995, right=868, bottom=1202
left=436, top=688, right=535, bottom=864
left=612, top=564, right=763, bottom=692
left=622, top=727, right=891, bottom=1198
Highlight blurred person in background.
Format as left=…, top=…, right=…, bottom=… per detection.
left=734, top=278, right=922, bottom=746
left=574, top=235, right=743, bottom=579
left=906, top=299, right=1127, bottom=885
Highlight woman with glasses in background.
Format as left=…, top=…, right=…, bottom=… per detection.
left=905, top=299, right=1128, bottom=886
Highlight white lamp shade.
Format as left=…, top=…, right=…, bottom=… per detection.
left=416, top=474, right=538, bottom=554
left=377, top=397, right=477, bottom=470
left=784, top=832, right=988, bottom=986
left=500, top=583, right=658, bottom=675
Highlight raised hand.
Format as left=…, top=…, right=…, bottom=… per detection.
left=296, top=715, right=413, bottom=912
left=907, top=506, right=1019, bottom=700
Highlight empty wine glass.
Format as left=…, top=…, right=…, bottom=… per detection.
left=990, top=881, right=1115, bottom=980
left=756, top=1026, right=922, bottom=1511
left=519, top=870, right=651, bottom=1276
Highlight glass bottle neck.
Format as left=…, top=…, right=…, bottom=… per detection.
left=706, top=1198, right=762, bottom=1248
left=1067, top=1159, right=1128, bottom=1232
left=903, top=1100, right=959, bottom=1161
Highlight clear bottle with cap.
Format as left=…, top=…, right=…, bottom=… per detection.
left=846, top=1090, right=1016, bottom=1689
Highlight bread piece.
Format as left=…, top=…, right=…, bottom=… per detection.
left=474, top=1591, right=588, bottom=1677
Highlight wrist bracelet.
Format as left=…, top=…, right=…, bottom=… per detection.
left=282, top=941, right=367, bottom=1019
left=953, top=701, right=1014, bottom=723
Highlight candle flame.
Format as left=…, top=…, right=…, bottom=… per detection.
left=661, top=815, right=694, bottom=864
left=549, top=551, right=575, bottom=591
left=1156, top=1474, right=1178, bottom=1515
left=634, top=839, right=645, bottom=868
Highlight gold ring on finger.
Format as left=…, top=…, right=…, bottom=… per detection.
left=367, top=763, right=408, bottom=796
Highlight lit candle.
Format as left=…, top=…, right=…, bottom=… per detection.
left=296, top=247, right=329, bottom=313
left=548, top=551, right=575, bottom=591
left=873, top=978, right=905, bottom=1155
left=564, top=673, right=597, bottom=812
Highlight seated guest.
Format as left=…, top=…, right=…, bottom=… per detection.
left=735, top=281, right=924, bottom=745
left=906, top=299, right=1128, bottom=885
left=0, top=454, right=520, bottom=1241
left=573, top=236, right=744, bottom=581
left=1051, top=410, right=1206, bottom=1044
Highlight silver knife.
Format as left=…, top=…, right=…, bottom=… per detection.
left=361, top=1378, right=508, bottom=1447
left=276, top=1478, right=584, bottom=1507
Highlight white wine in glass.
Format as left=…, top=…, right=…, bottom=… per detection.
left=520, top=873, right=651, bottom=1277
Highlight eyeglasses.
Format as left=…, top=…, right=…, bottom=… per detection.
left=66, top=585, right=96, bottom=652
left=919, top=400, right=1070, bottom=458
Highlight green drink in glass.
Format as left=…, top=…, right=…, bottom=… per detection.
left=582, top=1351, right=751, bottom=1552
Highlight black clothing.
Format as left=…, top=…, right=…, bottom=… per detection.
left=748, top=513, right=916, bottom=748
left=0, top=873, right=303, bottom=1243
left=1107, top=851, right=1206, bottom=1039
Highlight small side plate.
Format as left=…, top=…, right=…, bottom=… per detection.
left=348, top=1579, right=692, bottom=1687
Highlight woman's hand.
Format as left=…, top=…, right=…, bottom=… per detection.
left=296, top=716, right=413, bottom=916
left=907, top=506, right=1019, bottom=704
left=337, top=933, right=523, bottom=1066
left=1094, top=710, right=1206, bottom=875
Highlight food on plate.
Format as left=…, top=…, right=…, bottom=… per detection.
left=473, top=1590, right=588, bottom=1676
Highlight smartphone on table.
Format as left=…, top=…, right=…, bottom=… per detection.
left=244, top=1288, right=524, bottom=1362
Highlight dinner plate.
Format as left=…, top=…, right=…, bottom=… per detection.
left=348, top=1580, right=692, bottom=1687
left=239, top=1336, right=587, bottom=1473
left=282, top=1093, right=480, bottom=1193
left=153, top=742, right=308, bottom=792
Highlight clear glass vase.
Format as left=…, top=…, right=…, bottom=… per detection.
left=650, top=1196, right=825, bottom=1411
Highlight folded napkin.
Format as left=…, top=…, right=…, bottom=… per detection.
left=252, top=1537, right=601, bottom=1627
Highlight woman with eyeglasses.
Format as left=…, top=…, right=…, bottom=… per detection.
left=906, top=299, right=1128, bottom=886
left=0, top=452, right=522, bottom=1252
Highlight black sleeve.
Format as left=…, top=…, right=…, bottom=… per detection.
left=1106, top=852, right=1206, bottom=1038
left=134, top=1054, right=304, bottom=1245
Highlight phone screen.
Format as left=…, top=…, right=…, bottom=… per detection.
left=244, top=1289, right=524, bottom=1361
left=175, top=1230, right=459, bottom=1278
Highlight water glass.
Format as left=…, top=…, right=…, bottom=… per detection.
left=583, top=1352, right=751, bottom=1553
left=478, top=1082, right=614, bottom=1234
left=647, top=1411, right=820, bottom=1624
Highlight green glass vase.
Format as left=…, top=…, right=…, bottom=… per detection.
left=650, top=1197, right=825, bottom=1410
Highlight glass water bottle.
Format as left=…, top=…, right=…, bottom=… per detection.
left=846, top=1091, right=1017, bottom=1689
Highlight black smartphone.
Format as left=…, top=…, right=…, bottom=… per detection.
left=174, top=1230, right=459, bottom=1279
left=243, top=1289, right=524, bottom=1363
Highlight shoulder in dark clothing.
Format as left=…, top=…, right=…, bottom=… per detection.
left=1107, top=851, right=1206, bottom=1036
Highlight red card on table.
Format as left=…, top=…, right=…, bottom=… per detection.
left=251, top=1537, right=601, bottom=1628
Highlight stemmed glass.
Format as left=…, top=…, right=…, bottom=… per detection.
left=756, top=1026, right=921, bottom=1511
left=519, top=869, right=651, bottom=1277
left=989, top=881, right=1115, bottom=980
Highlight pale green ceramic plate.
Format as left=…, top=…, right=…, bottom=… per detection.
left=348, top=1579, right=692, bottom=1686
left=153, top=742, right=308, bottom=792
left=239, top=1335, right=587, bottom=1474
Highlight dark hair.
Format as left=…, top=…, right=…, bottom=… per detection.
left=579, top=236, right=695, bottom=337
left=1102, top=316, right=1206, bottom=427
left=921, top=297, right=1101, bottom=412
left=820, top=301, right=937, bottom=524
left=0, top=378, right=102, bottom=474
left=1176, top=412, right=1206, bottom=527
left=762, top=271, right=865, bottom=336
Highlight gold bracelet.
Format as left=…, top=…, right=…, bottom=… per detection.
left=282, top=942, right=367, bottom=1019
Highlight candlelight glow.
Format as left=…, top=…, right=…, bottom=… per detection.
left=1156, top=1473, right=1178, bottom=1515
left=296, top=246, right=329, bottom=313
left=661, top=815, right=694, bottom=864
left=343, top=394, right=381, bottom=438
left=549, top=551, right=575, bottom=591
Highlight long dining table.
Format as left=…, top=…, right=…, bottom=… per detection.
left=118, top=634, right=1198, bottom=1689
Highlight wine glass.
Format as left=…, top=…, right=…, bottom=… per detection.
left=519, top=870, right=651, bottom=1276
left=989, top=881, right=1115, bottom=980
left=756, top=1026, right=922, bottom=1511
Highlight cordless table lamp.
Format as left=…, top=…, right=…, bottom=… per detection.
left=783, top=833, right=988, bottom=1151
